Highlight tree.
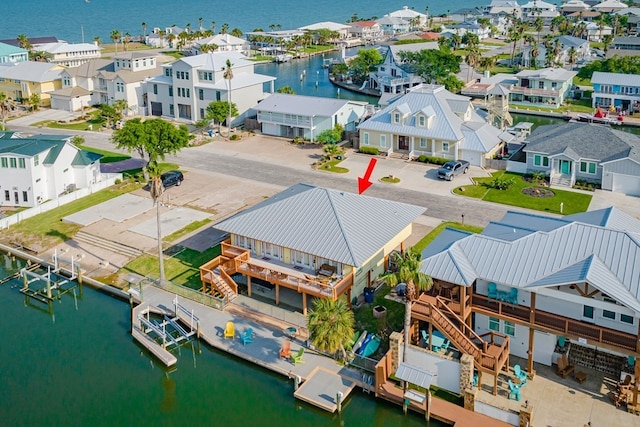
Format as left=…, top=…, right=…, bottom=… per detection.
left=567, top=46, right=577, bottom=70
left=93, top=36, right=101, bottom=46
left=307, top=297, right=355, bottom=361
left=397, top=48, right=462, bottom=91
left=465, top=46, right=480, bottom=82
left=123, top=33, right=131, bottom=51
left=602, top=34, right=614, bottom=55
left=275, top=85, right=296, bottom=94
left=348, top=48, right=383, bottom=83
left=382, top=249, right=432, bottom=363
left=110, top=29, right=121, bottom=53
left=16, top=34, right=31, bottom=50
left=316, top=124, right=344, bottom=144
left=113, top=99, right=128, bottom=117
left=199, top=43, right=218, bottom=53
left=97, top=103, right=118, bottom=128
left=141, top=22, right=147, bottom=38
left=198, top=17, right=204, bottom=30
left=0, top=92, right=8, bottom=130
left=27, top=93, right=41, bottom=111
left=220, top=23, right=229, bottom=34
left=223, top=59, right=234, bottom=133
left=230, top=28, right=243, bottom=38
left=205, top=101, right=238, bottom=129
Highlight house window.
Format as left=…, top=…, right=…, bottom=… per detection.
left=4, top=190, right=9, bottom=201
left=363, top=132, right=369, bottom=145
left=18, top=158, right=25, bottom=168
left=34, top=155, right=39, bottom=166
left=9, top=158, right=16, bottom=168
left=153, top=84, right=158, bottom=95
left=504, top=321, right=515, bottom=337
left=169, top=86, right=173, bottom=96
left=418, top=115, right=425, bottom=127
left=534, top=155, right=549, bottom=167
left=583, top=305, right=594, bottom=319
left=551, top=82, right=557, bottom=89
left=419, top=138, right=426, bottom=148
left=185, top=72, right=189, bottom=80
left=199, top=89, right=204, bottom=100
left=169, top=104, right=174, bottom=115
left=489, top=317, right=500, bottom=332
left=603, top=309, right=616, bottom=320
left=22, top=191, right=27, bottom=202
left=216, top=91, right=221, bottom=101
left=200, top=108, right=205, bottom=118
left=442, top=142, right=449, bottom=152
left=579, top=161, right=596, bottom=174
left=394, top=112, right=400, bottom=123
left=621, top=314, right=634, bottom=325
left=63, top=77, right=71, bottom=86
left=1, top=157, right=7, bottom=168
left=538, top=81, right=544, bottom=89
left=165, top=68, right=171, bottom=77
left=380, top=134, right=386, bottom=148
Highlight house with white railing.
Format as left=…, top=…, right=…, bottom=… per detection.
left=357, top=84, right=506, bottom=166
left=368, top=43, right=438, bottom=95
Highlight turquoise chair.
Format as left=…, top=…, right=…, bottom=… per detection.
left=558, top=336, right=566, bottom=349
left=629, top=356, right=636, bottom=368
left=508, top=288, right=518, bottom=305
left=488, top=282, right=498, bottom=301
left=241, top=327, right=254, bottom=345
left=514, top=364, right=527, bottom=385
left=508, top=379, right=521, bottom=401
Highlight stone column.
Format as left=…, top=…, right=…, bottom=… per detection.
left=519, top=402, right=533, bottom=427
left=460, top=353, right=474, bottom=391
left=389, top=331, right=403, bottom=373
left=463, top=387, right=477, bottom=412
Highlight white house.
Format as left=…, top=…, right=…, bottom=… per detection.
left=298, top=22, right=352, bottom=41
left=376, top=15, right=411, bottom=35
left=560, top=0, right=590, bottom=15
left=521, top=0, right=559, bottom=23
left=349, top=21, right=384, bottom=43
left=36, top=42, right=102, bottom=67
left=192, top=34, right=250, bottom=55
left=145, top=51, right=275, bottom=126
left=252, top=93, right=368, bottom=139
left=485, top=0, right=522, bottom=18
left=0, top=42, right=28, bottom=64
left=368, top=43, right=438, bottom=94
left=0, top=132, right=102, bottom=208
left=358, top=84, right=507, bottom=166
left=448, top=20, right=492, bottom=39
left=583, top=21, right=614, bottom=41
left=509, top=68, right=577, bottom=108
left=593, top=0, right=629, bottom=13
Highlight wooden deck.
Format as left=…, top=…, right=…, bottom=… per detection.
left=294, top=366, right=356, bottom=413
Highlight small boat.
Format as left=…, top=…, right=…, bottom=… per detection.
left=348, top=330, right=363, bottom=350
left=576, top=107, right=623, bottom=125
left=357, top=333, right=374, bottom=355
left=361, top=335, right=381, bottom=358
left=352, top=329, right=368, bottom=354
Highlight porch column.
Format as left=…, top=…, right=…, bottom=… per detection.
left=247, top=276, right=252, bottom=297
left=527, top=327, right=535, bottom=375
left=400, top=241, right=405, bottom=255
left=466, top=285, right=473, bottom=328
left=410, top=136, right=414, bottom=154
left=460, top=285, right=467, bottom=320
left=302, top=292, right=308, bottom=315
left=275, top=284, right=280, bottom=306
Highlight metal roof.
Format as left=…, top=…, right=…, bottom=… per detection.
left=253, top=93, right=355, bottom=118
left=0, top=61, right=62, bottom=83
left=420, top=208, right=640, bottom=314
left=213, top=183, right=425, bottom=267
left=515, top=68, right=577, bottom=82
left=565, top=207, right=640, bottom=233
left=0, top=42, right=27, bottom=57
left=592, top=71, right=640, bottom=87
left=395, top=363, right=434, bottom=389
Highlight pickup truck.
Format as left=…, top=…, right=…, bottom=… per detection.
left=437, top=160, right=470, bottom=181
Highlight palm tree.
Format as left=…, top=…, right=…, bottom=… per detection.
left=567, top=46, right=577, bottom=70
left=110, top=29, right=121, bottom=53
left=465, top=46, right=480, bottom=82
left=93, top=36, right=101, bottom=46
left=141, top=22, right=147, bottom=38
left=198, top=17, right=204, bottom=30
left=16, top=34, right=31, bottom=50
left=307, top=297, right=355, bottom=361
left=223, top=59, right=234, bottom=134
left=220, top=23, right=229, bottom=34
left=148, top=160, right=166, bottom=284
left=534, top=16, right=543, bottom=45
left=123, top=33, right=131, bottom=51
left=211, top=21, right=216, bottom=33
left=382, top=248, right=432, bottom=362
left=530, top=41, right=539, bottom=69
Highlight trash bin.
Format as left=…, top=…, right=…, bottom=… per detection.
left=364, top=287, right=374, bottom=303
left=208, top=129, right=213, bottom=137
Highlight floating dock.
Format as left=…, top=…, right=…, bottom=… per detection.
left=294, top=366, right=356, bottom=413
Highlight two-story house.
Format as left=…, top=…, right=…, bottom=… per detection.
left=509, top=68, right=577, bottom=109
left=485, top=0, right=522, bottom=18
left=191, top=34, right=250, bottom=56
left=36, top=42, right=102, bottom=68
left=523, top=122, right=640, bottom=195
left=388, top=6, right=429, bottom=28
left=145, top=51, right=275, bottom=126
left=358, top=84, right=506, bottom=166
left=560, top=0, right=590, bottom=15
left=252, top=93, right=367, bottom=139
left=298, top=22, right=352, bottom=41
left=521, top=0, right=559, bottom=23
left=0, top=132, right=102, bottom=207
left=376, top=15, right=411, bottom=36
left=368, top=43, right=438, bottom=95
left=591, top=71, right=640, bottom=114
left=520, top=35, right=590, bottom=68
left=607, top=36, right=640, bottom=57
left=593, top=0, right=629, bottom=13
left=199, top=183, right=425, bottom=314
left=0, top=42, right=28, bottom=64
left=0, top=61, right=63, bottom=106
left=448, top=20, right=492, bottom=40
left=349, top=21, right=383, bottom=43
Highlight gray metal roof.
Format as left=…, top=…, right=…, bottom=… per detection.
left=213, top=183, right=425, bottom=267
left=523, top=122, right=640, bottom=163
left=515, top=68, right=577, bottom=82
left=253, top=93, right=355, bottom=118
left=592, top=71, right=640, bottom=87
left=0, top=61, right=62, bottom=83
left=565, top=206, right=640, bottom=233
left=395, top=363, right=434, bottom=389
left=420, top=208, right=640, bottom=313
left=461, top=121, right=504, bottom=152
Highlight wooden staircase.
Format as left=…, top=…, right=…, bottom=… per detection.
left=200, top=251, right=241, bottom=302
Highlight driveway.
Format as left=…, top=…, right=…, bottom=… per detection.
left=9, top=109, right=78, bottom=126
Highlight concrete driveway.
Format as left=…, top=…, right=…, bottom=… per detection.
left=9, top=109, right=77, bottom=126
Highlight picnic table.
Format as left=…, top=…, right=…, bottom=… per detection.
left=426, top=330, right=446, bottom=351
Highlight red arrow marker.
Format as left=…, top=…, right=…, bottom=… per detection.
left=358, top=158, right=377, bottom=194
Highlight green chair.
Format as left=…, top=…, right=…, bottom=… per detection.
left=291, top=347, right=305, bottom=365
left=558, top=336, right=566, bottom=349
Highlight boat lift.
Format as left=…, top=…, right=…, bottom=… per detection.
left=138, top=296, right=198, bottom=351
left=19, top=260, right=83, bottom=314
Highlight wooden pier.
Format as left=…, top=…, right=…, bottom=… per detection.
left=294, top=367, right=356, bottom=413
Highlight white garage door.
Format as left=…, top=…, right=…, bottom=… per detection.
left=461, top=150, right=481, bottom=167
left=612, top=173, right=640, bottom=196
left=262, top=123, right=279, bottom=136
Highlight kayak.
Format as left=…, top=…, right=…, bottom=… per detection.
left=352, top=329, right=368, bottom=354
left=348, top=330, right=363, bottom=350
left=361, top=335, right=381, bottom=358
left=357, top=333, right=374, bottom=355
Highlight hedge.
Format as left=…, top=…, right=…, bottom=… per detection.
left=416, top=155, right=449, bottom=165
left=359, top=146, right=379, bottom=155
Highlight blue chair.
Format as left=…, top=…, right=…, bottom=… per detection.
left=508, top=379, right=521, bottom=401
left=488, top=282, right=498, bottom=301
left=241, top=327, right=254, bottom=345
left=508, top=288, right=518, bottom=305
left=558, top=336, right=566, bottom=349
left=514, top=364, right=527, bottom=385
left=440, top=339, right=451, bottom=353
left=472, top=373, right=479, bottom=388
left=629, top=356, right=636, bottom=368
left=421, top=330, right=428, bottom=346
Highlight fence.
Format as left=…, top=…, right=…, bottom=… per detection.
left=0, top=174, right=122, bottom=230
left=146, top=277, right=227, bottom=311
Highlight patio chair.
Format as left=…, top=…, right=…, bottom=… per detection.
left=241, top=327, right=254, bottom=345
left=488, top=282, right=498, bottom=301
left=558, top=336, right=566, bottom=349
left=223, top=321, right=235, bottom=340
left=421, top=330, right=429, bottom=346
left=440, top=339, right=451, bottom=353
left=291, top=347, right=305, bottom=365
left=508, top=379, right=521, bottom=401
left=472, top=373, right=479, bottom=388
left=557, top=353, right=575, bottom=378
left=514, top=364, right=527, bottom=385
left=507, top=288, right=518, bottom=305
left=279, top=340, right=291, bottom=359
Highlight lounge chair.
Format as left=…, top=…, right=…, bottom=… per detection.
left=241, top=327, right=254, bottom=345
left=508, top=379, right=521, bottom=401
left=557, top=353, right=575, bottom=378
left=488, top=282, right=498, bottom=301
left=291, top=347, right=305, bottom=365
left=507, top=288, right=518, bottom=305
left=224, top=321, right=235, bottom=340
left=514, top=364, right=527, bottom=385
left=279, top=340, right=291, bottom=359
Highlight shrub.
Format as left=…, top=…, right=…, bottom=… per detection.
left=114, top=178, right=122, bottom=185
left=486, top=176, right=516, bottom=190
left=359, top=146, right=379, bottom=155
left=416, top=155, right=449, bottom=165
left=229, top=134, right=241, bottom=141
left=291, top=136, right=305, bottom=145
left=529, top=171, right=546, bottom=182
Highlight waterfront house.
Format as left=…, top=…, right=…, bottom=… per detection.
left=0, top=42, right=28, bottom=64
left=0, top=132, right=102, bottom=208
left=0, top=61, right=63, bottom=107
left=191, top=34, right=250, bottom=56
left=520, top=35, right=590, bottom=68
left=591, top=71, right=640, bottom=114
left=560, top=0, right=591, bottom=15
left=36, top=42, right=102, bottom=68
left=484, top=0, right=522, bottom=18
left=449, top=20, right=492, bottom=40
left=252, top=93, right=367, bottom=139
left=509, top=68, right=577, bottom=109
left=298, top=22, right=352, bottom=42
left=376, top=16, right=411, bottom=36
left=583, top=21, right=613, bottom=41
left=145, top=51, right=275, bottom=126
left=521, top=0, right=559, bottom=23
left=348, top=21, right=383, bottom=43
left=416, top=206, right=640, bottom=392
left=49, top=53, right=162, bottom=114
left=368, top=43, right=438, bottom=94
left=388, top=6, right=429, bottom=28
left=523, top=122, right=640, bottom=194
left=607, top=36, right=640, bottom=57
left=593, top=0, right=628, bottom=13
left=199, top=183, right=424, bottom=314
left=357, top=84, right=507, bottom=166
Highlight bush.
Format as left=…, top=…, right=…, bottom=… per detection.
left=229, top=134, right=241, bottom=141
left=291, top=136, right=305, bottom=145
left=528, top=171, right=546, bottom=182
left=359, top=146, right=379, bottom=155
left=486, top=176, right=516, bottom=190
left=114, top=178, right=122, bottom=185
left=416, top=155, right=449, bottom=165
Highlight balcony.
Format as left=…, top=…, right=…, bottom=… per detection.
left=509, top=86, right=560, bottom=97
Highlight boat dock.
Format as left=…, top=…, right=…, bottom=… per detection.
left=294, top=366, right=356, bottom=412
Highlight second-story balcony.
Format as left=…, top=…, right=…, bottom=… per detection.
left=509, top=86, right=560, bottom=97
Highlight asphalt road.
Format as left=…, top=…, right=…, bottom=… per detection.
left=10, top=124, right=509, bottom=227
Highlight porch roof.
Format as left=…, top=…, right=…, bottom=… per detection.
left=395, top=363, right=435, bottom=389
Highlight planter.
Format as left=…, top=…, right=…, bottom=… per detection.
left=373, top=305, right=387, bottom=319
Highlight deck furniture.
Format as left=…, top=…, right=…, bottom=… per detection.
left=317, top=263, right=336, bottom=277
left=427, top=331, right=446, bottom=352
left=241, top=327, right=254, bottom=345
left=508, top=379, right=521, bottom=401
left=558, top=336, right=566, bottom=348
left=514, top=364, right=527, bottom=385
left=284, top=326, right=298, bottom=340
left=421, top=329, right=428, bottom=346
left=279, top=340, right=291, bottom=359
left=291, top=347, right=305, bottom=365
left=557, top=353, right=575, bottom=378
left=488, top=282, right=498, bottom=301
left=507, top=288, right=518, bottom=305
left=574, top=371, right=587, bottom=384
left=224, top=321, right=235, bottom=339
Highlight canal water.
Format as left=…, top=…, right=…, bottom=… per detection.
left=0, top=256, right=442, bottom=426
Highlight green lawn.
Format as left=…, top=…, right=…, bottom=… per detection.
left=318, top=159, right=349, bottom=173
left=33, top=111, right=106, bottom=131
left=573, top=76, right=592, bottom=87
left=123, top=245, right=221, bottom=289
left=77, top=145, right=131, bottom=163
left=164, top=218, right=212, bottom=243
left=412, top=222, right=484, bottom=255
left=454, top=171, right=592, bottom=214
left=353, top=285, right=405, bottom=355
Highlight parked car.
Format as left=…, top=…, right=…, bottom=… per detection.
left=160, top=170, right=184, bottom=187
left=437, top=160, right=470, bottom=181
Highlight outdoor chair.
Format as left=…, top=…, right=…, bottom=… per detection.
left=488, top=282, right=498, bottom=301
left=558, top=336, right=566, bottom=349
left=223, top=321, right=235, bottom=340
left=472, top=373, right=479, bottom=388
left=507, top=288, right=518, bottom=305
left=421, top=330, right=429, bottom=346
left=279, top=340, right=291, bottom=359
left=440, top=339, right=451, bottom=353
left=241, top=327, right=254, bottom=345
left=557, top=353, right=575, bottom=378
left=291, top=347, right=305, bottom=365
left=514, top=364, right=527, bottom=385
left=508, top=379, right=521, bottom=401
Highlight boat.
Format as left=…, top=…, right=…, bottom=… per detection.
left=352, top=329, right=368, bottom=354
left=360, top=335, right=381, bottom=358
left=576, top=107, right=623, bottom=125
left=357, top=333, right=374, bottom=356
left=348, top=330, right=363, bottom=350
